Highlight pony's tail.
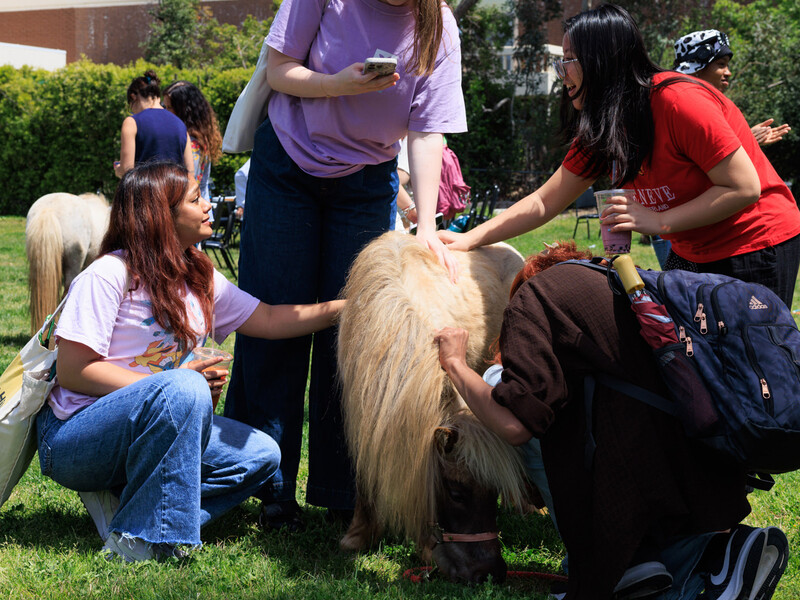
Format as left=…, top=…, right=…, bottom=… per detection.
left=26, top=208, right=63, bottom=335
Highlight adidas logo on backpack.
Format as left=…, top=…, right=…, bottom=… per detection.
left=749, top=296, right=768, bottom=310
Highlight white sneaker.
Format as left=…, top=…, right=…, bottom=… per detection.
left=78, top=490, right=120, bottom=542
left=102, top=532, right=155, bottom=562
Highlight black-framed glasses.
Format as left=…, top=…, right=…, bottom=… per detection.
left=553, top=57, right=579, bottom=80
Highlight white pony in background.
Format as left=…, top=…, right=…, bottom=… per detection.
left=25, top=192, right=110, bottom=334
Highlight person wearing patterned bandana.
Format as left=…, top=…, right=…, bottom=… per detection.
left=673, top=29, right=791, bottom=147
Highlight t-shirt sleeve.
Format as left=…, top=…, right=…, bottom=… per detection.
left=490, top=290, right=569, bottom=438
left=658, top=83, right=741, bottom=173
left=561, top=141, right=593, bottom=178
left=266, top=0, right=326, bottom=60
left=54, top=257, right=128, bottom=357
left=407, top=12, right=467, bottom=134
left=211, top=270, right=260, bottom=343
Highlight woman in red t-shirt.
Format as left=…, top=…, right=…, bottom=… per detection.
left=439, top=4, right=800, bottom=308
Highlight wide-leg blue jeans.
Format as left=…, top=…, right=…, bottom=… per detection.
left=36, top=369, right=280, bottom=546
left=225, top=118, right=397, bottom=510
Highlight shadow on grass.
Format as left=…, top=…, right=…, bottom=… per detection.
left=0, top=333, right=32, bottom=348
left=1, top=484, right=564, bottom=596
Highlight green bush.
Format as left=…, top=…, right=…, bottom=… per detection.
left=0, top=60, right=251, bottom=215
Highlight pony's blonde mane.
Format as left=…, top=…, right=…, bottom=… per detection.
left=339, top=232, right=527, bottom=545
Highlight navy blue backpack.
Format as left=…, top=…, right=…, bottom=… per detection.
left=570, top=260, right=800, bottom=490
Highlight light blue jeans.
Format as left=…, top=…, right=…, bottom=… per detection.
left=36, top=369, right=280, bottom=546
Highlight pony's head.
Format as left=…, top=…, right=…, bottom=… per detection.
left=338, top=231, right=528, bottom=583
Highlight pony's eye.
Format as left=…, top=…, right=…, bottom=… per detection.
left=447, top=487, right=467, bottom=504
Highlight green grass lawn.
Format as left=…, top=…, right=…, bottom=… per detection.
left=1, top=214, right=798, bottom=599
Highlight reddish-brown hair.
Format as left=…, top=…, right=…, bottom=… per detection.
left=490, top=241, right=595, bottom=364
left=100, top=162, right=215, bottom=351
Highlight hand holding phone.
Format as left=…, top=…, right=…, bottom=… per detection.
left=363, top=57, right=397, bottom=77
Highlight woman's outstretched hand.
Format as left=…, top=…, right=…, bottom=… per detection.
left=437, top=228, right=472, bottom=252
left=416, top=230, right=460, bottom=283
left=434, top=327, right=470, bottom=373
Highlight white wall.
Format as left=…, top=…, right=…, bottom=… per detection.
left=0, top=42, right=66, bottom=70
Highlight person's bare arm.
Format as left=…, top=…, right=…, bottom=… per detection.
left=236, top=299, right=345, bottom=339
left=601, top=147, right=760, bottom=236
left=435, top=327, right=532, bottom=445
left=266, top=47, right=398, bottom=98
left=407, top=131, right=459, bottom=281
left=56, top=338, right=228, bottom=397
left=438, top=165, right=594, bottom=251
left=183, top=133, right=196, bottom=179
left=115, top=117, right=137, bottom=178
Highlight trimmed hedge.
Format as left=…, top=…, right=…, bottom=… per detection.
left=0, top=60, right=252, bottom=215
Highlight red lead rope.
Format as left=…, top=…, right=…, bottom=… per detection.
left=402, top=566, right=568, bottom=584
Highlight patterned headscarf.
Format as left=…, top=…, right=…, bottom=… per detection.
left=673, top=29, right=733, bottom=75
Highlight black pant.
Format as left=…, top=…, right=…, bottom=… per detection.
left=664, top=233, right=800, bottom=309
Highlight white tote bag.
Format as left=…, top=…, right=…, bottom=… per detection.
left=222, top=38, right=272, bottom=154
left=0, top=299, right=65, bottom=508
left=222, top=1, right=329, bottom=154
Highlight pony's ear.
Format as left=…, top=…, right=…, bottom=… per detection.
left=434, top=427, right=459, bottom=455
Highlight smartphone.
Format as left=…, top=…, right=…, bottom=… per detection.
left=363, top=57, right=397, bottom=77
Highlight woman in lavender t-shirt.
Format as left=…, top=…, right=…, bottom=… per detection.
left=225, top=0, right=467, bottom=530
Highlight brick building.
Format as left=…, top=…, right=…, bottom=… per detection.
left=0, top=0, right=275, bottom=66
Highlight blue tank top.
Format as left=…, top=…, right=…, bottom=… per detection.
left=132, top=108, right=188, bottom=165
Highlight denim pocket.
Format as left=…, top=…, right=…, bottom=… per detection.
left=38, top=437, right=52, bottom=476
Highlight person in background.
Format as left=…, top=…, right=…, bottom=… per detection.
left=234, top=158, right=250, bottom=221
left=673, top=29, right=791, bottom=147
left=225, top=0, right=467, bottom=533
left=439, top=3, right=800, bottom=310
left=163, top=81, right=223, bottom=201
left=113, top=70, right=194, bottom=178
left=39, top=162, right=344, bottom=563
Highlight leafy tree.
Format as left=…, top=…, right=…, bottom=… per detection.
left=143, top=0, right=281, bottom=71
left=711, top=0, right=799, bottom=186
left=451, top=3, right=527, bottom=195
left=142, top=0, right=203, bottom=68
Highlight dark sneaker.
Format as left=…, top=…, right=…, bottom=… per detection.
left=705, top=525, right=788, bottom=600
left=549, top=579, right=567, bottom=599
left=613, top=561, right=673, bottom=599
left=259, top=500, right=305, bottom=533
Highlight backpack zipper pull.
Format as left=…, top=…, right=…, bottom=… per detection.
left=679, top=325, right=686, bottom=342
left=718, top=320, right=727, bottom=335
left=694, top=303, right=708, bottom=334
left=685, top=335, right=694, bottom=357
left=760, top=378, right=771, bottom=400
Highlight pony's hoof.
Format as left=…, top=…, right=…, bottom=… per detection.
left=339, top=532, right=371, bottom=552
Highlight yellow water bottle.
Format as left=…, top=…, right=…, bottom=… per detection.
left=614, top=255, right=644, bottom=294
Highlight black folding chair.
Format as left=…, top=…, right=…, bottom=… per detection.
left=572, top=187, right=598, bottom=238
left=202, top=199, right=238, bottom=279
left=461, top=185, right=499, bottom=232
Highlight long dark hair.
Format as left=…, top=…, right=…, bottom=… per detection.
left=560, top=4, right=662, bottom=186
left=163, top=81, right=222, bottom=163
left=100, top=162, right=215, bottom=351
